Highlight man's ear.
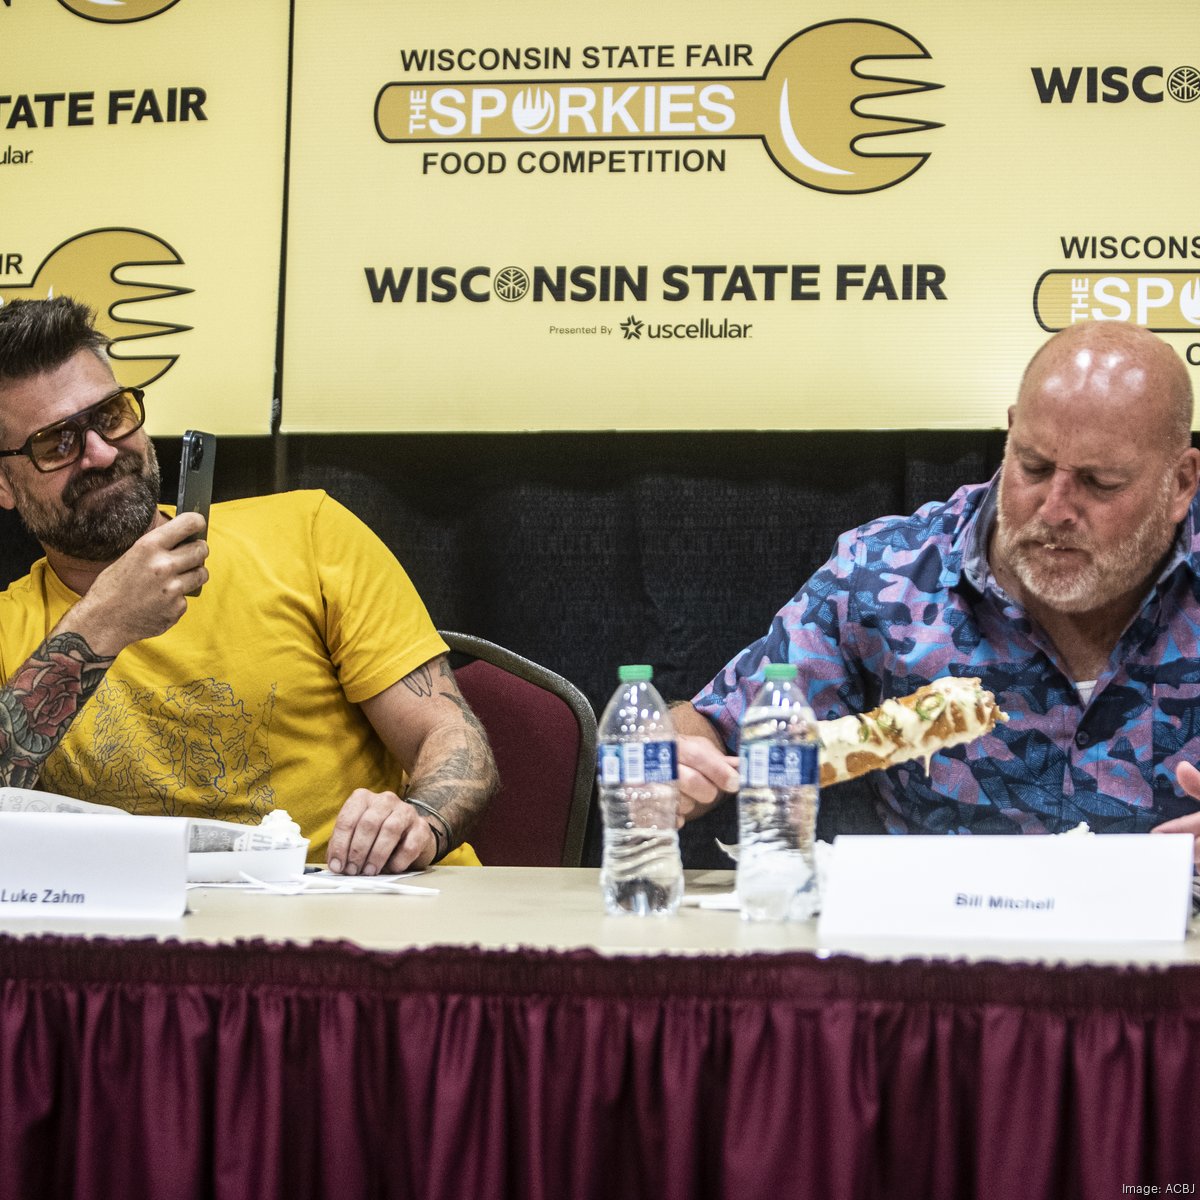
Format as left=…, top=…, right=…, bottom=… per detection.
left=1007, top=404, right=1016, bottom=430
left=0, top=466, right=16, bottom=512
left=1170, top=447, right=1200, bottom=524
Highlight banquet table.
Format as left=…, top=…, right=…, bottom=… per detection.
left=2, top=866, right=1198, bottom=1200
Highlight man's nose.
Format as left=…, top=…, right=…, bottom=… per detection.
left=1037, top=469, right=1078, bottom=526
left=76, top=427, right=120, bottom=471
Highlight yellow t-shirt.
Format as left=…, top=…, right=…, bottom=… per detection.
left=0, top=490, right=478, bottom=865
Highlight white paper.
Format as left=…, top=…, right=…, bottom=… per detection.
left=680, top=891, right=739, bottom=910
left=0, top=811, right=187, bottom=919
left=818, top=833, right=1194, bottom=943
left=191, top=870, right=438, bottom=896
left=0, top=788, right=309, bottom=882
left=185, top=845, right=310, bottom=883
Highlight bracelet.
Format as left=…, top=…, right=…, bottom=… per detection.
left=405, top=796, right=456, bottom=863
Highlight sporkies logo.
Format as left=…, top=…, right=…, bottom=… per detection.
left=57, top=0, right=183, bottom=22
left=0, top=228, right=191, bottom=385
left=377, top=20, right=942, bottom=193
left=1034, top=271, right=1200, bottom=332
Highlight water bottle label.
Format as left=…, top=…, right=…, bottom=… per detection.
left=598, top=742, right=677, bottom=785
left=600, top=746, right=623, bottom=786
left=739, top=742, right=818, bottom=788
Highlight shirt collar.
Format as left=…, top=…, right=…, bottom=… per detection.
left=1173, top=491, right=1200, bottom=585
left=958, top=474, right=999, bottom=594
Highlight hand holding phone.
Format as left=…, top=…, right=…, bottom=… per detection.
left=177, top=430, right=215, bottom=595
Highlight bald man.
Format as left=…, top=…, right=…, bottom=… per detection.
left=673, top=322, right=1200, bottom=853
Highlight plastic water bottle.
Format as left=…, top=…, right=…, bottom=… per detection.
left=596, top=665, right=684, bottom=916
left=737, top=663, right=821, bottom=921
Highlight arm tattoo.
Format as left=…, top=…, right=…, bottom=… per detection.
left=403, top=659, right=499, bottom=853
left=401, top=663, right=435, bottom=698
left=0, top=632, right=115, bottom=790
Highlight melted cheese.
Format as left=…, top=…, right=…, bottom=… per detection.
left=818, top=676, right=1007, bottom=787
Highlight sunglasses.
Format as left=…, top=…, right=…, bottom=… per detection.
left=0, top=388, right=146, bottom=473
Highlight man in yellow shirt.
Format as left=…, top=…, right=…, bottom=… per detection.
left=0, top=296, right=496, bottom=872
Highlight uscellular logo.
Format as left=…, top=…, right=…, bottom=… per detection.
left=376, top=19, right=942, bottom=193
left=619, top=314, right=752, bottom=341
left=57, top=0, right=183, bottom=23
left=0, top=228, right=191, bottom=386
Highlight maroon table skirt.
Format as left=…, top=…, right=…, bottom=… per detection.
left=0, top=935, right=1197, bottom=1200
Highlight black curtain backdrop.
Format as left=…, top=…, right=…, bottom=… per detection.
left=0, top=430, right=1008, bottom=866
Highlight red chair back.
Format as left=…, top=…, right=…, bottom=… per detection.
left=444, top=633, right=595, bottom=867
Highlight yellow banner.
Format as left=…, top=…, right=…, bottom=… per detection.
left=282, top=0, right=1200, bottom=431
left=0, top=0, right=288, bottom=435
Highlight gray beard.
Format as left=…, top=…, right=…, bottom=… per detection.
left=994, top=467, right=1178, bottom=615
left=16, top=443, right=162, bottom=562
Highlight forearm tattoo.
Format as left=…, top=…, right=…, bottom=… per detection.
left=403, top=658, right=499, bottom=850
left=0, top=632, right=115, bottom=790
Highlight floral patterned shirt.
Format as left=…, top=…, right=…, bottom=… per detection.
left=694, top=479, right=1200, bottom=836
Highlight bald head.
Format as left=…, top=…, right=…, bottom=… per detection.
left=1017, top=322, right=1193, bottom=455
left=996, top=322, right=1200, bottom=620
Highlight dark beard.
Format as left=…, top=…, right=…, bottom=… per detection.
left=17, top=443, right=162, bottom=562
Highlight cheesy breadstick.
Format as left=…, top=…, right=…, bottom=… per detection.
left=817, top=676, right=1007, bottom=787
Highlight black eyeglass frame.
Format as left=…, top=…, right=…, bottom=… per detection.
left=0, top=387, right=147, bottom=473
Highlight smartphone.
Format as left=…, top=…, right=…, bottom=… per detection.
left=177, top=430, right=215, bottom=595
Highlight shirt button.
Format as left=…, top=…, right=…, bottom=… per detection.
left=1074, top=731, right=1090, bottom=749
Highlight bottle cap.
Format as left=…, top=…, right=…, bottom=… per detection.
left=763, top=663, right=798, bottom=681
left=618, top=664, right=654, bottom=682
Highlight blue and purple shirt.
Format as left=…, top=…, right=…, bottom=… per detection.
left=693, top=480, right=1200, bottom=836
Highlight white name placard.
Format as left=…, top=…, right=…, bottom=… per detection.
left=0, top=812, right=188, bottom=920
left=818, top=834, right=1194, bottom=943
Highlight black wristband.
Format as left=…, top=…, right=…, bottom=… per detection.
left=405, top=797, right=455, bottom=863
